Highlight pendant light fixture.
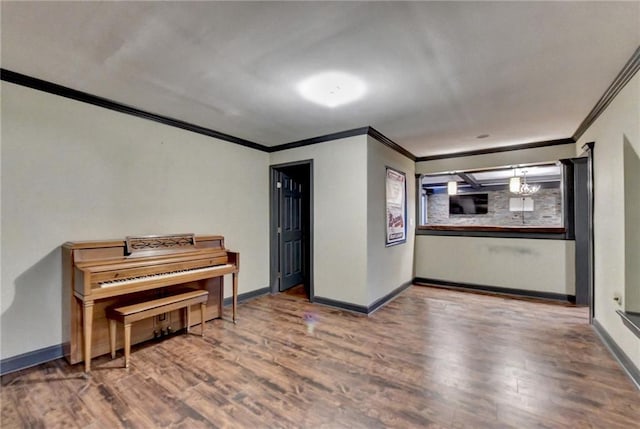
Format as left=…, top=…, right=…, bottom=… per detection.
left=509, top=169, right=540, bottom=196
left=519, top=171, right=540, bottom=196
left=447, top=181, right=457, bottom=195
left=509, top=170, right=521, bottom=193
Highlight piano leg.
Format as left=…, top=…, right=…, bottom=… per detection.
left=217, top=277, right=224, bottom=319
left=83, top=300, right=94, bottom=372
left=232, top=271, right=238, bottom=324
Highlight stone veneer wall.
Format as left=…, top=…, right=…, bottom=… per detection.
left=426, top=187, right=562, bottom=226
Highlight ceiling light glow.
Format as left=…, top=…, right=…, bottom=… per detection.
left=297, top=71, right=366, bottom=108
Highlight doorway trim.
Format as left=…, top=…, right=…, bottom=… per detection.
left=269, top=160, right=314, bottom=301
left=582, top=142, right=595, bottom=323
left=566, top=147, right=595, bottom=320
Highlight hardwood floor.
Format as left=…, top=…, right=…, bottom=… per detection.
left=2, top=286, right=639, bottom=428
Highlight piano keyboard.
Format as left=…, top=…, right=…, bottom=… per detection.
left=99, top=264, right=234, bottom=288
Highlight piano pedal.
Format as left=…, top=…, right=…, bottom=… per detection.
left=166, top=326, right=173, bottom=335
left=153, top=330, right=161, bottom=339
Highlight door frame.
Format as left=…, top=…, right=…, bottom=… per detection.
left=569, top=156, right=592, bottom=309
left=568, top=143, right=595, bottom=322
left=269, top=160, right=314, bottom=300
left=582, top=142, right=595, bottom=323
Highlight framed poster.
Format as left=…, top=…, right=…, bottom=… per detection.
left=385, top=167, right=406, bottom=246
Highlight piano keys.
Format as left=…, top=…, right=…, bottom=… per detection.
left=62, top=234, right=239, bottom=371
left=98, top=264, right=234, bottom=288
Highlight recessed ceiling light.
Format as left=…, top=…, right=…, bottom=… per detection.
left=297, top=71, right=366, bottom=108
left=476, top=134, right=490, bottom=139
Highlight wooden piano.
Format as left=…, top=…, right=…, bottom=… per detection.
left=62, top=234, right=239, bottom=371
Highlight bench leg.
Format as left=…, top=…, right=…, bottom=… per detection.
left=109, top=319, right=116, bottom=359
left=124, top=323, right=132, bottom=369
left=200, top=302, right=206, bottom=337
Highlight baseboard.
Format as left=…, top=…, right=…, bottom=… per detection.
left=592, top=319, right=640, bottom=390
left=312, top=296, right=369, bottom=314
left=1, top=344, right=64, bottom=376
left=2, top=286, right=271, bottom=376
left=223, top=286, right=270, bottom=306
left=367, top=281, right=413, bottom=314
left=616, top=310, right=640, bottom=339
left=313, top=280, right=412, bottom=315
left=414, top=277, right=576, bottom=303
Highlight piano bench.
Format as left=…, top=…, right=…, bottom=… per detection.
left=106, top=289, right=209, bottom=368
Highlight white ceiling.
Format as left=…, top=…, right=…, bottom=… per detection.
left=2, top=1, right=639, bottom=157
left=421, top=163, right=561, bottom=187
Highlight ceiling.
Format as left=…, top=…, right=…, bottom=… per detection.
left=422, top=163, right=561, bottom=189
left=2, top=2, right=639, bottom=157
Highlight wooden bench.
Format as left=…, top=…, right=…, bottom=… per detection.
left=106, top=289, right=209, bottom=368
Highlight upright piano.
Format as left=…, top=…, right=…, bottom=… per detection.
left=62, top=234, right=239, bottom=371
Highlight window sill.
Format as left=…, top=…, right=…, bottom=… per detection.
left=617, top=310, right=640, bottom=340
left=416, top=225, right=568, bottom=239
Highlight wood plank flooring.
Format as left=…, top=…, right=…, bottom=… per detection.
left=2, top=286, right=639, bottom=428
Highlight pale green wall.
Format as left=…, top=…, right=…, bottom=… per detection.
left=623, top=137, right=640, bottom=314
left=415, top=235, right=575, bottom=294
left=366, top=136, right=415, bottom=306
left=269, top=135, right=416, bottom=309
left=577, top=72, right=640, bottom=371
left=269, top=136, right=369, bottom=305
left=1, top=82, right=271, bottom=360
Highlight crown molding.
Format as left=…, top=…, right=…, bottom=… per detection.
left=1, top=68, right=416, bottom=160
left=573, top=45, right=640, bottom=141
left=0, top=68, right=269, bottom=152
left=266, top=126, right=370, bottom=152
left=268, top=126, right=416, bottom=161
left=367, top=127, right=416, bottom=161
left=415, top=138, right=575, bottom=162
left=7, top=43, right=636, bottom=163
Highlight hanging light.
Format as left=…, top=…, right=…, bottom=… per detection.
left=510, top=169, right=540, bottom=195
left=447, top=181, right=457, bottom=195
left=509, top=170, right=521, bottom=193
left=519, top=171, right=540, bottom=196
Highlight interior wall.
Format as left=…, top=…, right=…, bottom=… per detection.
left=269, top=136, right=369, bottom=306
left=1, top=82, right=270, bottom=360
left=623, top=137, right=640, bottom=314
left=415, top=235, right=575, bottom=295
left=366, top=136, right=415, bottom=306
left=576, top=72, right=640, bottom=370
left=414, top=144, right=577, bottom=296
